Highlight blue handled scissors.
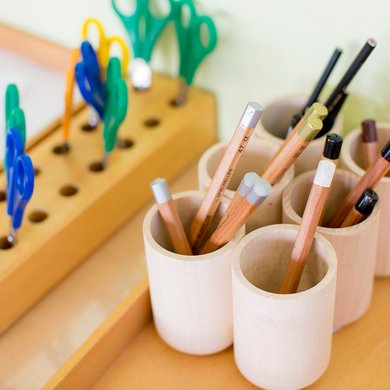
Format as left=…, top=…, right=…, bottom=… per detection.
left=75, top=40, right=106, bottom=120
left=171, top=0, right=217, bottom=104
left=5, top=128, right=35, bottom=244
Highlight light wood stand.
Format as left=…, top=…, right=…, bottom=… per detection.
left=0, top=26, right=216, bottom=333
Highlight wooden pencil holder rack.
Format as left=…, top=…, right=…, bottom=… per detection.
left=0, top=75, right=216, bottom=333
left=197, top=138, right=294, bottom=233
left=254, top=95, right=343, bottom=176
left=340, top=124, right=390, bottom=277
left=143, top=190, right=244, bottom=355
left=282, top=169, right=380, bottom=330
left=231, top=224, right=337, bottom=390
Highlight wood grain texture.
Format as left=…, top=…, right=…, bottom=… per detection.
left=73, top=277, right=390, bottom=390
left=283, top=169, right=380, bottom=329
left=255, top=95, right=342, bottom=176
left=0, top=163, right=198, bottom=390
left=341, top=125, right=390, bottom=276
left=232, top=225, right=337, bottom=389
left=197, top=139, right=294, bottom=232
left=144, top=191, right=244, bottom=354
left=0, top=74, right=216, bottom=333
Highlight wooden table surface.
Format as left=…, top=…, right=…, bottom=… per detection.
left=0, top=163, right=390, bottom=389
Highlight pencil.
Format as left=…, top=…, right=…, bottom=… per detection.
left=261, top=114, right=323, bottom=185
left=361, top=119, right=378, bottom=169
left=150, top=178, right=192, bottom=255
left=340, top=189, right=378, bottom=228
left=189, top=102, right=263, bottom=252
left=302, top=48, right=343, bottom=112
left=280, top=158, right=337, bottom=294
left=199, top=174, right=271, bottom=255
left=319, top=91, right=348, bottom=137
left=326, top=140, right=390, bottom=228
left=211, top=172, right=258, bottom=233
left=325, top=39, right=376, bottom=112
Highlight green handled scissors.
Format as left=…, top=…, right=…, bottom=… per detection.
left=111, top=0, right=172, bottom=90
left=5, top=84, right=26, bottom=146
left=171, top=0, right=217, bottom=105
left=111, top=0, right=171, bottom=61
left=102, top=57, right=129, bottom=167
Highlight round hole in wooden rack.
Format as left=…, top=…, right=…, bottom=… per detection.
left=81, top=122, right=98, bottom=132
left=89, top=161, right=106, bottom=173
left=0, top=190, right=6, bottom=202
left=34, top=167, right=41, bottom=177
left=144, top=118, right=160, bottom=128
left=28, top=209, right=49, bottom=223
left=169, top=98, right=184, bottom=107
left=117, top=138, right=135, bottom=149
left=0, top=235, right=14, bottom=250
left=59, top=184, right=79, bottom=197
left=52, top=143, right=71, bottom=155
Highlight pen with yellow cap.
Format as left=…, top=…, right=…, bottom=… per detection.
left=261, top=113, right=324, bottom=185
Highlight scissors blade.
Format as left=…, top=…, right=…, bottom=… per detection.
left=6, top=128, right=24, bottom=218
left=12, top=154, right=35, bottom=231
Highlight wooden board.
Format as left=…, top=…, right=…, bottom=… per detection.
left=0, top=163, right=197, bottom=390
left=47, top=262, right=390, bottom=390
left=0, top=34, right=216, bottom=332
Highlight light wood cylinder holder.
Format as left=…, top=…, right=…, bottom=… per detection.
left=0, top=75, right=216, bottom=334
left=254, top=95, right=343, bottom=176
left=143, top=191, right=244, bottom=355
left=232, top=224, right=337, bottom=390
left=283, top=169, right=380, bottom=329
left=197, top=138, right=294, bottom=232
left=340, top=125, right=390, bottom=276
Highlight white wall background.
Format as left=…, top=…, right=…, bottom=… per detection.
left=1, top=0, right=390, bottom=139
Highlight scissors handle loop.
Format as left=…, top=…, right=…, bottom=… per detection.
left=107, top=36, right=130, bottom=76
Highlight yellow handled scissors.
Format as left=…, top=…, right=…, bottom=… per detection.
left=81, top=17, right=130, bottom=76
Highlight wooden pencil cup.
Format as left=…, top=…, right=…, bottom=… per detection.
left=254, top=95, right=343, bottom=176
left=143, top=191, right=245, bottom=355
left=232, top=224, right=337, bottom=390
left=197, top=139, right=294, bottom=232
left=340, top=125, right=390, bottom=276
left=283, top=169, right=380, bottom=329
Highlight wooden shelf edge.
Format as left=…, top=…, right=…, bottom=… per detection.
left=44, top=278, right=151, bottom=390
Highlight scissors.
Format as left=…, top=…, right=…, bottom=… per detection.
left=61, top=48, right=80, bottom=151
left=5, top=128, right=35, bottom=244
left=102, top=57, right=128, bottom=167
left=111, top=0, right=172, bottom=89
left=5, top=84, right=26, bottom=146
left=171, top=0, right=217, bottom=105
left=75, top=40, right=106, bottom=120
left=82, top=18, right=129, bottom=76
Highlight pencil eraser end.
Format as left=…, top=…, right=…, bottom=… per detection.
left=323, top=133, right=343, bottom=160
left=241, top=102, right=263, bottom=128
left=361, top=120, right=377, bottom=142
left=150, top=178, right=171, bottom=204
left=313, top=160, right=336, bottom=188
left=131, top=58, right=152, bottom=90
